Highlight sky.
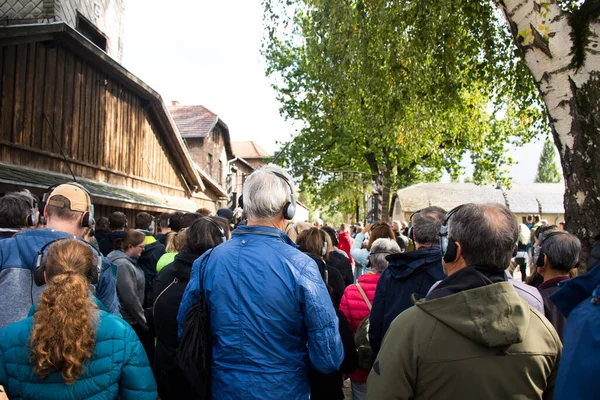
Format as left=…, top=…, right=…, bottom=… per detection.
left=122, top=0, right=555, bottom=184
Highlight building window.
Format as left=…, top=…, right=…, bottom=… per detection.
left=219, top=160, right=223, bottom=185
left=207, top=153, right=213, bottom=177
left=76, top=13, right=108, bottom=52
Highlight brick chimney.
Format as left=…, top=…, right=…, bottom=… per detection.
left=171, top=100, right=180, bottom=107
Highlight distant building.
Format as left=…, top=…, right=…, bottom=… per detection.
left=231, top=141, right=270, bottom=169
left=392, top=183, right=565, bottom=225
left=1, top=0, right=126, bottom=61
left=0, top=23, right=204, bottom=222
left=168, top=102, right=234, bottom=211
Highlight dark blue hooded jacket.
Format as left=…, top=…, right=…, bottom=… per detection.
left=550, top=264, right=600, bottom=399
left=0, top=228, right=120, bottom=329
left=369, top=247, right=445, bottom=354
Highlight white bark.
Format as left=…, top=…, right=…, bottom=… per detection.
left=497, top=0, right=600, bottom=151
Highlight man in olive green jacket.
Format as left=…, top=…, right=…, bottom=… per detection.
left=367, top=203, right=561, bottom=400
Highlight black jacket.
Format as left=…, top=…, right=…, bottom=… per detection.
left=138, top=233, right=166, bottom=308
left=156, top=233, right=168, bottom=246
left=152, top=250, right=200, bottom=400
left=98, top=230, right=126, bottom=257
left=369, top=247, right=445, bottom=354
left=309, top=309, right=358, bottom=400
left=306, top=252, right=345, bottom=309
left=327, top=250, right=354, bottom=287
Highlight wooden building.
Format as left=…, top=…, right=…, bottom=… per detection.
left=0, top=23, right=205, bottom=221
left=1, top=0, right=126, bottom=62
left=169, top=102, right=234, bottom=211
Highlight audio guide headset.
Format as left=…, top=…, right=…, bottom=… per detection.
left=271, top=170, right=296, bottom=220
left=25, top=196, right=38, bottom=227
left=320, top=229, right=328, bottom=257
left=407, top=209, right=423, bottom=242
left=536, top=230, right=573, bottom=267
left=440, top=204, right=519, bottom=264
left=439, top=205, right=465, bottom=264
left=33, top=238, right=102, bottom=286
left=202, top=217, right=227, bottom=243
left=39, top=183, right=95, bottom=228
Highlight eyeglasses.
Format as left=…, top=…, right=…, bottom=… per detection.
left=136, top=244, right=145, bottom=250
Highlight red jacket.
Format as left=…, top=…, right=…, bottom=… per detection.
left=337, top=232, right=354, bottom=265
left=339, top=272, right=380, bottom=382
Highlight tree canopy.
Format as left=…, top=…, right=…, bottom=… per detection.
left=262, top=0, right=545, bottom=216
left=535, top=139, right=562, bottom=183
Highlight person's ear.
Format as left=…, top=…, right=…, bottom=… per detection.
left=455, top=241, right=463, bottom=262
left=543, top=254, right=551, bottom=270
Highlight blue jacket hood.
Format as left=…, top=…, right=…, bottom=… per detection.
left=386, top=247, right=445, bottom=280
left=13, top=229, right=77, bottom=269
left=550, top=264, right=600, bottom=318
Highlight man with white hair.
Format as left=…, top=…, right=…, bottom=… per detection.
left=178, top=165, right=343, bottom=400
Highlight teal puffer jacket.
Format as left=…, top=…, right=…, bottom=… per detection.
left=0, top=301, right=157, bottom=400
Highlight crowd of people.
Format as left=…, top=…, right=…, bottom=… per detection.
left=0, top=167, right=598, bottom=399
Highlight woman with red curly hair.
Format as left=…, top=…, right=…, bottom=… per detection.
left=0, top=239, right=156, bottom=399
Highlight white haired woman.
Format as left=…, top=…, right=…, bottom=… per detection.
left=339, top=238, right=400, bottom=400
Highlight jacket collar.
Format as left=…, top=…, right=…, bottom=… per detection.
left=427, top=266, right=506, bottom=301
left=550, top=264, right=600, bottom=317
left=172, top=250, right=200, bottom=280
left=386, top=247, right=443, bottom=279
left=28, top=295, right=107, bottom=317
left=232, top=225, right=298, bottom=248
left=538, top=276, right=570, bottom=291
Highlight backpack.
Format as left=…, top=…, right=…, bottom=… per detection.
left=177, top=250, right=212, bottom=399
left=354, top=283, right=376, bottom=371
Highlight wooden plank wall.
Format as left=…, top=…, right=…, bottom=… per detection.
left=0, top=41, right=186, bottom=198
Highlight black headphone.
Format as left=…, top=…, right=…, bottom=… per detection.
left=440, top=204, right=519, bottom=264
left=202, top=217, right=227, bottom=243
left=271, top=171, right=296, bottom=220
left=33, top=238, right=102, bottom=286
left=536, top=230, right=572, bottom=267
left=439, top=205, right=465, bottom=264
left=407, top=209, right=423, bottom=242
left=39, top=183, right=95, bottom=228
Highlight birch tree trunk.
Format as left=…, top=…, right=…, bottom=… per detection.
left=497, top=0, right=600, bottom=269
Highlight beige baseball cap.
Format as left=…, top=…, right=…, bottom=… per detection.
left=47, top=184, right=91, bottom=212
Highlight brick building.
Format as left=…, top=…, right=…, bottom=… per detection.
left=169, top=102, right=234, bottom=211
left=231, top=141, right=270, bottom=169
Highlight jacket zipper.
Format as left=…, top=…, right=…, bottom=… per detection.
left=153, top=278, right=179, bottom=317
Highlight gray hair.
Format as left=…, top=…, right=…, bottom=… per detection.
left=413, top=206, right=446, bottom=245
left=369, top=238, right=401, bottom=273
left=448, top=203, right=518, bottom=270
left=242, top=165, right=294, bottom=221
left=542, top=230, right=581, bottom=273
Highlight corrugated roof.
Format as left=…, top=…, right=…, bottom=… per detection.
left=168, top=105, right=217, bottom=138
left=0, top=163, right=199, bottom=212
left=395, top=183, right=565, bottom=214
left=231, top=141, right=270, bottom=159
